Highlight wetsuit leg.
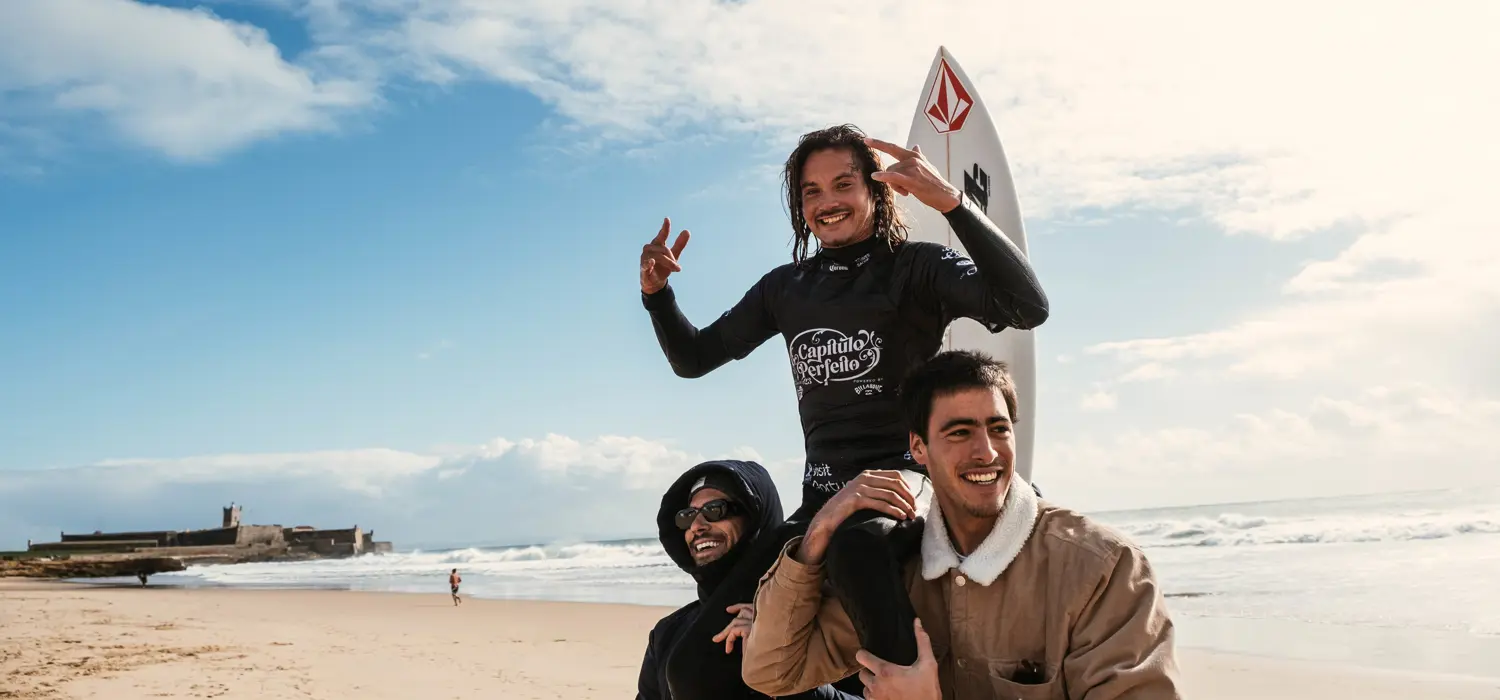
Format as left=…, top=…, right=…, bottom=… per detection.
left=663, top=517, right=811, bottom=700
left=821, top=509, right=925, bottom=667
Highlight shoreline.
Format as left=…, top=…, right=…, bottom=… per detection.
left=5, top=579, right=1499, bottom=699
left=31, top=576, right=1500, bottom=681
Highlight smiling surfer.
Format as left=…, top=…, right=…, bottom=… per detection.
left=637, top=461, right=861, bottom=700
left=638, top=123, right=1049, bottom=699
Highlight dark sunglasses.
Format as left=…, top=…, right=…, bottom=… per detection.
left=675, top=499, right=742, bottom=530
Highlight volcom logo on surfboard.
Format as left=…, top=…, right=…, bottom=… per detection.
left=924, top=58, right=973, bottom=134
left=789, top=328, right=883, bottom=392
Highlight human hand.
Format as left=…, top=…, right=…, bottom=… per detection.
left=855, top=619, right=941, bottom=700
left=796, top=470, right=917, bottom=566
left=640, top=217, right=690, bottom=294
left=866, top=137, right=963, bottom=213
left=711, top=603, right=755, bottom=654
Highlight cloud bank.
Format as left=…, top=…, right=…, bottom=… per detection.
left=3, top=1, right=1496, bottom=519
left=0, top=434, right=802, bottom=550
left=0, top=0, right=374, bottom=162
left=1042, top=381, right=1500, bottom=511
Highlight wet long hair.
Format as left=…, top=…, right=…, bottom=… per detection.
left=781, top=124, right=910, bottom=265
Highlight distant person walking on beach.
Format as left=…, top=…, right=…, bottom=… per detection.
left=449, top=568, right=462, bottom=606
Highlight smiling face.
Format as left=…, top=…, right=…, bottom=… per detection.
left=682, top=488, right=747, bottom=566
left=798, top=147, right=878, bottom=249
left=909, top=386, right=1016, bottom=526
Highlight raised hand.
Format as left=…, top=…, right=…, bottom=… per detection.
left=711, top=603, right=756, bottom=654
left=865, top=137, right=963, bottom=214
left=640, top=217, right=690, bottom=294
left=795, top=470, right=918, bottom=566
left=855, top=619, right=941, bottom=700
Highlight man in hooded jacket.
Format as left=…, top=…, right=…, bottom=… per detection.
left=637, top=458, right=862, bottom=700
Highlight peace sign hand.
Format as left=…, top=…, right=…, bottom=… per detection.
left=866, top=137, right=964, bottom=214
left=641, top=217, right=690, bottom=294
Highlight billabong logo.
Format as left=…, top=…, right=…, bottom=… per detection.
left=941, top=246, right=979, bottom=277
left=789, top=328, right=883, bottom=389
left=853, top=383, right=883, bottom=396
left=924, top=58, right=974, bottom=134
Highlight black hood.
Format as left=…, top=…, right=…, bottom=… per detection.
left=657, top=459, right=784, bottom=601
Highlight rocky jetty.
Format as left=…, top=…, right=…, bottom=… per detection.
left=6, top=502, right=393, bottom=580
left=0, top=555, right=186, bottom=579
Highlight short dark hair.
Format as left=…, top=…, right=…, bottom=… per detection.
left=781, top=123, right=909, bottom=264
left=899, top=350, right=1020, bottom=441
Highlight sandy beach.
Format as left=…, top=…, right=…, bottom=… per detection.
left=3, top=580, right=1497, bottom=700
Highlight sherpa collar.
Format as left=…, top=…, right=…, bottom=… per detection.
left=920, top=473, right=1040, bottom=586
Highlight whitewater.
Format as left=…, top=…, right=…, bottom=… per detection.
left=138, top=486, right=1500, bottom=677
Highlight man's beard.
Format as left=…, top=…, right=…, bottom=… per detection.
left=961, top=498, right=1004, bottom=519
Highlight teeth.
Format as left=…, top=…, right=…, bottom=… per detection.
left=818, top=212, right=849, bottom=225
left=694, top=541, right=720, bottom=552
left=962, top=472, right=998, bottom=485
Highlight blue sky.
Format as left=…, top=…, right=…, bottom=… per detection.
left=2, top=0, right=1496, bottom=549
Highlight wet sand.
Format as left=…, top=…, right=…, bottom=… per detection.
left=2, top=580, right=1496, bottom=699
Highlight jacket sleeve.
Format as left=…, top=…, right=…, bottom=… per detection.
left=635, top=624, right=660, bottom=700
left=1062, top=544, right=1183, bottom=700
left=914, top=194, right=1050, bottom=331
left=741, top=538, right=863, bottom=696
left=641, top=273, right=779, bottom=378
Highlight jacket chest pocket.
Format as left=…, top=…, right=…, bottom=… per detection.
left=952, top=658, right=1064, bottom=700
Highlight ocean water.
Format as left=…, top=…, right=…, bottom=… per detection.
left=130, top=486, right=1500, bottom=677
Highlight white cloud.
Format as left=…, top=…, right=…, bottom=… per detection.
left=1040, top=382, right=1500, bottom=511
left=1118, top=363, right=1175, bottom=384
left=283, top=0, right=1496, bottom=229
left=6, top=0, right=1498, bottom=506
left=89, top=448, right=439, bottom=496
left=0, top=0, right=375, bottom=162
left=282, top=0, right=1498, bottom=395
left=1079, top=388, right=1117, bottom=413
left=0, top=433, right=766, bottom=550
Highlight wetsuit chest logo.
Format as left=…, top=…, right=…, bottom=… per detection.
left=789, top=328, right=884, bottom=398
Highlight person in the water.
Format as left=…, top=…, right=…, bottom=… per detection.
left=638, top=123, right=1050, bottom=699
left=636, top=459, right=861, bottom=700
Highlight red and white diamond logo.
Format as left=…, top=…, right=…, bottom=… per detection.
left=924, top=59, right=973, bottom=134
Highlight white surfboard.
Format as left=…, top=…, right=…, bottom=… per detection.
left=901, top=46, right=1040, bottom=483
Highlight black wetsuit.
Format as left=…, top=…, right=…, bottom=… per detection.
left=643, top=194, right=1049, bottom=699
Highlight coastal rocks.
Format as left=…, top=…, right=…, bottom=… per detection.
left=0, top=556, right=186, bottom=579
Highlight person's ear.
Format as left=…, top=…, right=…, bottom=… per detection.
left=908, top=431, right=929, bottom=465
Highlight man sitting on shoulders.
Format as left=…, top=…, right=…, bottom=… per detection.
left=742, top=350, right=1182, bottom=699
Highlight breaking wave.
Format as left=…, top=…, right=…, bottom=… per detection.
left=421, top=541, right=666, bottom=566
left=156, top=538, right=680, bottom=591
left=1115, top=508, right=1500, bottom=549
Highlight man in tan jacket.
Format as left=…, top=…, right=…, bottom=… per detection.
left=741, top=350, right=1182, bottom=699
